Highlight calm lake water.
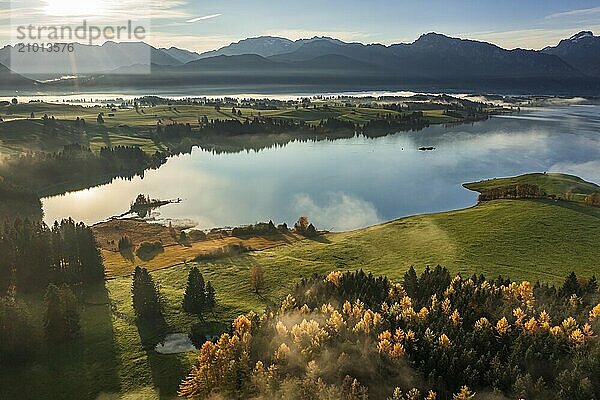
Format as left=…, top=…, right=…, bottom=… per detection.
left=42, top=105, right=600, bottom=231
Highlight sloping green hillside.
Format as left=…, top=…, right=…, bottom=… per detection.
left=464, top=172, right=600, bottom=200
left=228, top=199, right=600, bottom=301
left=133, top=197, right=600, bottom=327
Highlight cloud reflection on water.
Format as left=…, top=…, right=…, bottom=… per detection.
left=42, top=105, right=600, bottom=231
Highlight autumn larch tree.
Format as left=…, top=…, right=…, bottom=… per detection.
left=295, top=216, right=310, bottom=235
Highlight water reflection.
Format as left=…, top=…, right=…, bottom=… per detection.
left=42, top=106, right=600, bottom=231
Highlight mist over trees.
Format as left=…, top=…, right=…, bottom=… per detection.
left=0, top=218, right=101, bottom=365
left=0, top=144, right=168, bottom=195
left=179, top=268, right=600, bottom=400
left=0, top=296, right=38, bottom=363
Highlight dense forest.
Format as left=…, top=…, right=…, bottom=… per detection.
left=0, top=179, right=42, bottom=220
left=0, top=218, right=105, bottom=364
left=0, top=144, right=168, bottom=219
left=0, top=218, right=104, bottom=295
left=179, top=268, right=600, bottom=400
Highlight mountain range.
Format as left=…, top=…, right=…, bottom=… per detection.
left=542, top=31, right=600, bottom=78
left=0, top=42, right=192, bottom=78
left=192, top=31, right=600, bottom=79
left=1, top=31, right=600, bottom=92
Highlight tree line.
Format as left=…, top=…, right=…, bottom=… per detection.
left=478, top=184, right=547, bottom=202
left=0, top=218, right=105, bottom=364
left=0, top=218, right=104, bottom=295
left=584, top=192, right=600, bottom=207
left=157, top=111, right=440, bottom=140
left=0, top=144, right=168, bottom=194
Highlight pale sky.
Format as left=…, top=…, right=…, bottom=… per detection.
left=1, top=0, right=599, bottom=53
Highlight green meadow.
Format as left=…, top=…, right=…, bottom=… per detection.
left=465, top=172, right=600, bottom=203
left=0, top=101, right=466, bottom=157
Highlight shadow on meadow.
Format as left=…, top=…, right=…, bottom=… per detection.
left=0, top=283, right=122, bottom=400
left=135, top=313, right=190, bottom=398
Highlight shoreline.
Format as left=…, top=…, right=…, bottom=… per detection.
left=92, top=171, right=600, bottom=279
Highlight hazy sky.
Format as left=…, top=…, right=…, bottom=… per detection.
left=1, top=0, right=600, bottom=52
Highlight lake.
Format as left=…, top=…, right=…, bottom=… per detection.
left=42, top=105, right=600, bottom=231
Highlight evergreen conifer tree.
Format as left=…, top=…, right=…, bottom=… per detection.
left=560, top=272, right=581, bottom=297
left=43, top=284, right=80, bottom=343
left=403, top=266, right=419, bottom=298
left=183, top=267, right=206, bottom=316
left=132, top=267, right=163, bottom=320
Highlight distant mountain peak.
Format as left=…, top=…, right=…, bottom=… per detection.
left=543, top=30, right=600, bottom=77
left=237, top=36, right=293, bottom=44
left=415, top=32, right=452, bottom=41
left=305, top=36, right=345, bottom=43
left=412, top=32, right=466, bottom=47
left=569, top=31, right=594, bottom=42
left=420, top=32, right=448, bottom=38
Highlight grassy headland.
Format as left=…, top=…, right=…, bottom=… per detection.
left=465, top=172, right=600, bottom=203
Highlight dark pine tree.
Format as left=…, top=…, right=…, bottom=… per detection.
left=559, top=272, right=581, bottom=297
left=132, top=267, right=163, bottom=320
left=0, top=297, right=38, bottom=362
left=403, top=266, right=419, bottom=299
left=183, top=267, right=206, bottom=317
left=586, top=275, right=598, bottom=294
left=0, top=236, right=14, bottom=296
left=305, top=224, right=318, bottom=238
left=62, top=285, right=81, bottom=339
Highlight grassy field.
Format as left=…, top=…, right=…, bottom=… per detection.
left=465, top=172, right=600, bottom=203
left=3, top=197, right=598, bottom=399
left=1, top=101, right=454, bottom=130
left=0, top=101, right=467, bottom=157
left=93, top=218, right=305, bottom=278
